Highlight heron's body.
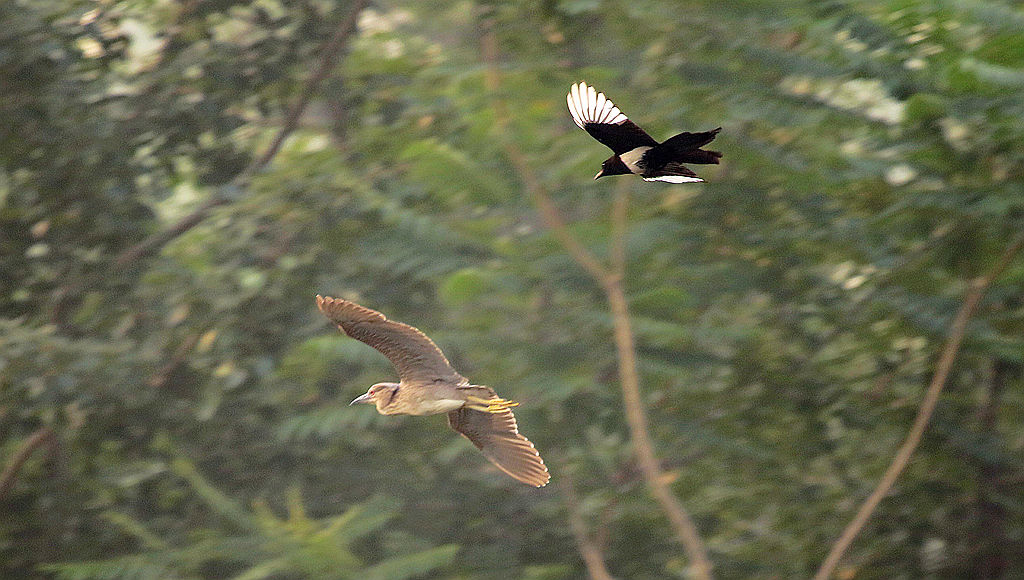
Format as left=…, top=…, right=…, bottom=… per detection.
left=315, top=295, right=550, bottom=487
left=366, top=382, right=475, bottom=416
left=384, top=392, right=465, bottom=416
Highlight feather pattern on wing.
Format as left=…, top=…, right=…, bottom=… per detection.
left=448, top=387, right=549, bottom=487
left=567, top=81, right=627, bottom=128
left=316, top=295, right=466, bottom=386
left=567, top=82, right=658, bottom=154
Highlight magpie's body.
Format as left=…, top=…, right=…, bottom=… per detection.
left=567, top=82, right=722, bottom=183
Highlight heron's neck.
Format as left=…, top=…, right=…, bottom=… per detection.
left=374, top=383, right=401, bottom=413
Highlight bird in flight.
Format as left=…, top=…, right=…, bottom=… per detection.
left=315, top=295, right=550, bottom=487
left=567, top=81, right=722, bottom=183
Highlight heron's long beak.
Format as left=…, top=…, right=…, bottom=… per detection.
left=350, top=393, right=373, bottom=406
left=594, top=169, right=604, bottom=180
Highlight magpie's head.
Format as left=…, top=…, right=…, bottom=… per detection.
left=595, top=156, right=631, bottom=179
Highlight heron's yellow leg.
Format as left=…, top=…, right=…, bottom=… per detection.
left=465, top=395, right=520, bottom=413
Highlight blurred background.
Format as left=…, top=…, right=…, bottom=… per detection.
left=3, top=0, right=1024, bottom=578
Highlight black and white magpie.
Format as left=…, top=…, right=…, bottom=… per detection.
left=567, top=82, right=722, bottom=183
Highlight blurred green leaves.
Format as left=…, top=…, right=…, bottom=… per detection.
left=399, top=140, right=513, bottom=205
left=44, top=454, right=457, bottom=580
left=3, top=0, right=1024, bottom=578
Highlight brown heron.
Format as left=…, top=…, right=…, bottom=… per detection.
left=315, top=295, right=549, bottom=487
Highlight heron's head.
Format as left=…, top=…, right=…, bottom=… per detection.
left=595, top=155, right=631, bottom=179
left=350, top=382, right=399, bottom=413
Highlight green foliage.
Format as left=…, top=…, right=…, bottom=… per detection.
left=3, top=0, right=1024, bottom=578
left=43, top=455, right=456, bottom=580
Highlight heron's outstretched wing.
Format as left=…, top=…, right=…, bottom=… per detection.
left=448, top=387, right=549, bottom=487
left=567, top=81, right=658, bottom=155
left=316, top=295, right=466, bottom=386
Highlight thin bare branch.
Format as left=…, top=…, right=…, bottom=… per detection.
left=610, top=180, right=630, bottom=280
left=560, top=476, right=616, bottom=580
left=243, top=0, right=366, bottom=178
left=114, top=197, right=230, bottom=267
left=479, top=20, right=609, bottom=284
left=603, top=281, right=713, bottom=579
left=814, top=233, right=1024, bottom=580
left=0, top=427, right=57, bottom=500
left=147, top=332, right=201, bottom=388
left=114, top=0, right=368, bottom=267
left=479, top=17, right=713, bottom=579
left=524, top=159, right=612, bottom=283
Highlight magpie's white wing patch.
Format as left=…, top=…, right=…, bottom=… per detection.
left=567, top=82, right=628, bottom=130
left=643, top=175, right=705, bottom=183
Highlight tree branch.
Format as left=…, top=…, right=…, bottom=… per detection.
left=813, top=233, right=1024, bottom=580
left=603, top=280, right=713, bottom=579
left=114, top=0, right=369, bottom=267
left=559, top=476, right=616, bottom=580
left=610, top=181, right=630, bottom=280
left=0, top=427, right=57, bottom=500
left=479, top=20, right=610, bottom=284
left=479, top=17, right=713, bottom=579
left=147, top=332, right=201, bottom=388
left=114, top=197, right=230, bottom=267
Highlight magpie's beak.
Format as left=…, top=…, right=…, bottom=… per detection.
left=594, top=169, right=604, bottom=180
left=350, top=393, right=372, bottom=406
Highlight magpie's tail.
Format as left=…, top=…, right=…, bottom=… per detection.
left=641, top=162, right=704, bottom=183
left=661, top=127, right=721, bottom=151
left=678, top=148, right=722, bottom=165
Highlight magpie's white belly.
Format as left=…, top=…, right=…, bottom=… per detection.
left=620, top=146, right=651, bottom=173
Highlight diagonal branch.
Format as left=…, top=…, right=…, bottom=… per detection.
left=609, top=180, right=630, bottom=280
left=114, top=197, right=230, bottom=267
left=114, top=0, right=369, bottom=267
left=605, top=177, right=712, bottom=578
left=602, top=279, right=712, bottom=579
left=147, top=332, right=201, bottom=388
left=560, top=475, right=616, bottom=580
left=814, top=233, right=1024, bottom=580
left=479, top=23, right=610, bottom=284
left=479, top=17, right=713, bottom=580
left=0, top=427, right=57, bottom=500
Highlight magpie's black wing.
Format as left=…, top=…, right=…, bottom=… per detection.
left=568, top=82, right=658, bottom=155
